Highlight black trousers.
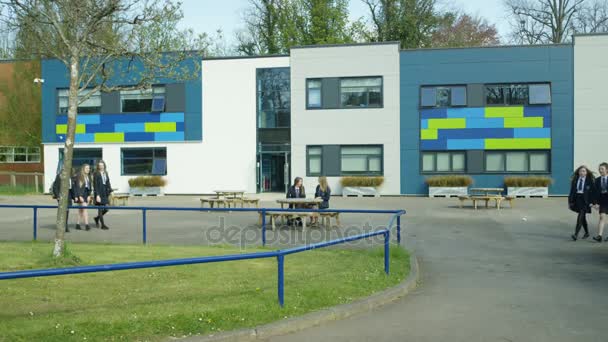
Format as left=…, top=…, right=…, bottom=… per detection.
left=575, top=210, right=589, bottom=236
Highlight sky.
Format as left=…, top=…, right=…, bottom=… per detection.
left=178, top=0, right=511, bottom=44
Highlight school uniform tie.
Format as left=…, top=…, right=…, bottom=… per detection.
left=295, top=188, right=299, bottom=197
left=578, top=178, right=583, bottom=193
left=603, top=177, right=607, bottom=192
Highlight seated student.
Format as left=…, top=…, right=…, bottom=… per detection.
left=312, top=176, right=331, bottom=225
left=52, top=168, right=74, bottom=233
left=593, top=162, right=608, bottom=242
left=286, top=177, right=306, bottom=226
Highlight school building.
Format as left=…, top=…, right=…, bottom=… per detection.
left=40, top=34, right=608, bottom=196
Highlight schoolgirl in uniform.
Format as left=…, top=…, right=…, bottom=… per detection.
left=593, top=162, right=608, bottom=242
left=93, top=160, right=113, bottom=230
left=73, top=163, right=92, bottom=231
left=569, top=165, right=596, bottom=241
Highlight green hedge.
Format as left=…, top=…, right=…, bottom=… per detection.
left=128, top=176, right=167, bottom=188
left=425, top=175, right=473, bottom=187
left=504, top=176, right=552, bottom=187
left=340, top=176, right=385, bottom=187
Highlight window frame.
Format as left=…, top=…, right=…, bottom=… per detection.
left=339, top=145, right=384, bottom=176
left=306, top=145, right=323, bottom=177
left=120, top=86, right=166, bottom=113
left=306, top=78, right=323, bottom=110
left=483, top=150, right=551, bottom=173
left=57, top=88, right=102, bottom=115
left=483, top=83, right=551, bottom=107
left=120, top=147, right=167, bottom=176
left=419, top=85, right=467, bottom=108
left=0, top=146, right=41, bottom=163
left=58, top=148, right=103, bottom=169
left=420, top=151, right=467, bottom=174
left=338, top=76, right=384, bottom=109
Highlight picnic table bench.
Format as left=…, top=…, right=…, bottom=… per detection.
left=110, top=194, right=129, bottom=206
left=458, top=195, right=515, bottom=209
left=200, top=197, right=260, bottom=208
left=258, top=210, right=341, bottom=229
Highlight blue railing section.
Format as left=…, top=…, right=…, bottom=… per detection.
left=0, top=204, right=405, bottom=245
left=0, top=204, right=405, bottom=307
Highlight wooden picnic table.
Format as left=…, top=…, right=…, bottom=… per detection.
left=276, top=198, right=323, bottom=209
left=469, top=188, right=504, bottom=196
left=213, top=190, right=246, bottom=199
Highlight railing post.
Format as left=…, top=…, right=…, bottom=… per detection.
left=142, top=209, right=147, bottom=245
left=384, top=230, right=390, bottom=275
left=33, top=207, right=38, bottom=241
left=397, top=215, right=401, bottom=244
left=262, top=209, right=267, bottom=246
left=277, top=253, right=284, bottom=307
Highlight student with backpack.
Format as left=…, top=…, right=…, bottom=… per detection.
left=52, top=168, right=74, bottom=232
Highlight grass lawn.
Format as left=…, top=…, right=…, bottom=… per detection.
left=0, top=241, right=409, bottom=342
left=0, top=184, right=42, bottom=196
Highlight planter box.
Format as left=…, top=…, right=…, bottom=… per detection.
left=428, top=187, right=468, bottom=198
left=130, top=187, right=164, bottom=196
left=342, top=187, right=380, bottom=197
left=507, top=187, right=548, bottom=198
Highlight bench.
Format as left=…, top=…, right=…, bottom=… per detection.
left=458, top=195, right=505, bottom=210
left=318, top=211, right=341, bottom=227
left=258, top=211, right=317, bottom=230
left=110, top=194, right=129, bottom=206
left=200, top=198, right=237, bottom=208
left=241, top=198, right=260, bottom=208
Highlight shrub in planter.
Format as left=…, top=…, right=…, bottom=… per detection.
left=340, top=176, right=385, bottom=188
left=504, top=176, right=552, bottom=187
left=128, top=176, right=167, bottom=188
left=424, top=175, right=473, bottom=187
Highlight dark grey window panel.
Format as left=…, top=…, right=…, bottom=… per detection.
left=165, top=83, right=186, bottom=112
left=467, top=84, right=484, bottom=107
left=529, top=84, right=552, bottom=104
left=466, top=150, right=485, bottom=173
left=322, top=145, right=341, bottom=177
left=258, top=128, right=291, bottom=144
left=451, top=86, right=467, bottom=106
left=420, top=87, right=436, bottom=107
left=321, top=78, right=340, bottom=109
left=101, top=91, right=120, bottom=114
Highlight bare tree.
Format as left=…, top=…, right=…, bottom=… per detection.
left=431, top=12, right=500, bottom=48
left=505, top=0, right=608, bottom=43
left=0, top=0, right=202, bottom=257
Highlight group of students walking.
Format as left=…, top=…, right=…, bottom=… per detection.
left=52, top=160, right=113, bottom=232
left=569, top=163, right=608, bottom=242
left=286, top=176, right=331, bottom=226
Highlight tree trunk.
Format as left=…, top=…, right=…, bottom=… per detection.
left=53, top=54, right=80, bottom=258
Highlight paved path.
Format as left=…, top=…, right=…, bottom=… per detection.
left=266, top=198, right=608, bottom=342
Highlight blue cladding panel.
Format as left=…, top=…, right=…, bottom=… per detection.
left=420, top=108, right=447, bottom=119
left=114, top=123, right=146, bottom=133
left=513, top=128, right=551, bottom=138
left=446, top=107, right=485, bottom=118
left=77, top=115, right=101, bottom=125
left=75, top=133, right=95, bottom=143
left=85, top=122, right=116, bottom=133
left=176, top=122, right=185, bottom=131
left=124, top=132, right=155, bottom=142
left=447, top=139, right=485, bottom=150
left=420, top=139, right=447, bottom=150
left=56, top=115, right=68, bottom=124
left=420, top=120, right=428, bottom=129
left=155, top=132, right=185, bottom=141
left=160, top=113, right=185, bottom=122
left=401, top=44, right=573, bottom=195
left=466, top=118, right=505, bottom=128
left=439, top=128, right=514, bottom=139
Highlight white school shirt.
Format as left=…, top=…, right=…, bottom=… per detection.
left=577, top=177, right=585, bottom=194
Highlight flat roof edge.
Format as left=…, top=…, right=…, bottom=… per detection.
left=202, top=54, right=289, bottom=61
left=400, top=42, right=572, bottom=53
left=290, top=41, right=400, bottom=50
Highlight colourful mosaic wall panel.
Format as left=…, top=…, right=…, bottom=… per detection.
left=420, top=106, right=551, bottom=150
left=55, top=113, right=185, bottom=143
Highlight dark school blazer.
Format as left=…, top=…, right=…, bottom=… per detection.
left=568, top=176, right=595, bottom=213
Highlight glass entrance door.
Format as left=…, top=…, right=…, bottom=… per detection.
left=258, top=151, right=290, bottom=193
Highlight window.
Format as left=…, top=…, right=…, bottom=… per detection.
left=307, top=79, right=322, bottom=109
left=340, top=77, right=383, bottom=108
left=307, top=146, right=322, bottom=176
left=58, top=148, right=102, bottom=169
left=258, top=68, right=291, bottom=128
left=120, top=86, right=165, bottom=113
left=485, top=151, right=550, bottom=172
left=0, top=146, right=40, bottom=163
left=340, top=145, right=383, bottom=175
left=121, top=148, right=167, bottom=175
left=421, top=151, right=466, bottom=173
left=58, top=89, right=101, bottom=114
left=420, top=86, right=467, bottom=108
left=485, top=83, right=550, bottom=106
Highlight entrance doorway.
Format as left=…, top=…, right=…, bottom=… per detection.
left=258, top=152, right=290, bottom=193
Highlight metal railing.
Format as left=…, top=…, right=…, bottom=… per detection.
left=0, top=204, right=405, bottom=307
left=0, top=204, right=405, bottom=245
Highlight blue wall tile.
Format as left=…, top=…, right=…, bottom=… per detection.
left=85, top=122, right=116, bottom=134
left=465, top=118, right=505, bottom=128
left=155, top=132, right=185, bottom=141
left=447, top=107, right=485, bottom=118
left=114, top=123, right=146, bottom=133
left=124, top=132, right=155, bottom=142
left=75, top=133, right=95, bottom=143
left=439, top=128, right=514, bottom=139
left=420, top=139, right=447, bottom=150
left=160, top=112, right=185, bottom=122
left=447, top=139, right=485, bottom=150
left=401, top=44, right=573, bottom=195
left=420, top=108, right=447, bottom=119
left=513, top=128, right=551, bottom=138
